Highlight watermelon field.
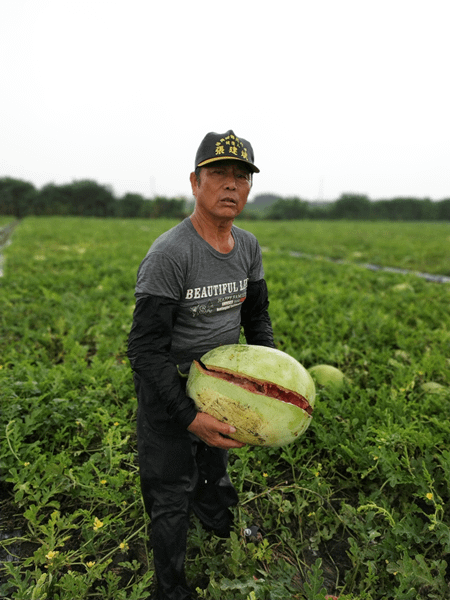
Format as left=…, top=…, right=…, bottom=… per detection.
left=1, top=216, right=450, bottom=599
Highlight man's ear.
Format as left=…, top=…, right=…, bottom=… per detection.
left=190, top=171, right=198, bottom=197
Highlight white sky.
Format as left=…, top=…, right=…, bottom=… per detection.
left=1, top=0, right=449, bottom=202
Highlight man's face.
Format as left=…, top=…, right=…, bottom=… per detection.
left=190, top=160, right=252, bottom=221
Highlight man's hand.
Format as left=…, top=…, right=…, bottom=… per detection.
left=187, top=412, right=246, bottom=449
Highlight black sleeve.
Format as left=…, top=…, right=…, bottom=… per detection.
left=240, top=279, right=275, bottom=348
left=127, top=295, right=197, bottom=429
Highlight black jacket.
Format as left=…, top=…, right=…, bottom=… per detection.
left=127, top=279, right=275, bottom=429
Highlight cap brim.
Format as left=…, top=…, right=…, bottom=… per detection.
left=197, top=155, right=260, bottom=173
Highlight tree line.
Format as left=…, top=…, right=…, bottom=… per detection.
left=1, top=177, right=449, bottom=221
left=0, top=178, right=186, bottom=219
left=249, top=193, right=450, bottom=220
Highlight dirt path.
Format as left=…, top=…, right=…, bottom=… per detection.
left=0, top=221, right=20, bottom=277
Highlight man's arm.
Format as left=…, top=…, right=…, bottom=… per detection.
left=128, top=295, right=243, bottom=448
left=127, top=295, right=197, bottom=428
left=240, top=279, right=275, bottom=348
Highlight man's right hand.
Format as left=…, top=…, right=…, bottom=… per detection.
left=187, top=412, right=246, bottom=449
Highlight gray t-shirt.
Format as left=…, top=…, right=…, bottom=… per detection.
left=135, top=218, right=264, bottom=364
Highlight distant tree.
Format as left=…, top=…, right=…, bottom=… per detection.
left=140, top=199, right=156, bottom=218
left=370, top=199, right=391, bottom=220
left=37, top=183, right=72, bottom=215
left=151, top=197, right=186, bottom=219
left=330, top=194, right=371, bottom=219
left=251, top=194, right=282, bottom=209
left=436, top=198, right=450, bottom=220
left=36, top=180, right=115, bottom=216
left=66, top=180, right=115, bottom=216
left=374, top=197, right=434, bottom=221
left=0, top=177, right=37, bottom=217
left=308, top=202, right=334, bottom=219
left=238, top=205, right=261, bottom=220
left=265, top=197, right=310, bottom=220
left=115, top=193, right=145, bottom=218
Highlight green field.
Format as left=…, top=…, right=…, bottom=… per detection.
left=243, top=220, right=450, bottom=275
left=1, top=218, right=450, bottom=599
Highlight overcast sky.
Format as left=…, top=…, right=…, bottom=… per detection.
left=1, top=0, right=449, bottom=202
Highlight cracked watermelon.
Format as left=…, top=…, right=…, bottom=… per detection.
left=186, top=344, right=316, bottom=447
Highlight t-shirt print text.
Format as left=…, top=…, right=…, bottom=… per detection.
left=186, top=279, right=248, bottom=317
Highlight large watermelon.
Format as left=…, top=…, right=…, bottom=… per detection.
left=186, top=344, right=315, bottom=447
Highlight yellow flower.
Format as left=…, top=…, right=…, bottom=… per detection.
left=119, top=541, right=129, bottom=551
left=114, top=422, right=119, bottom=426
left=93, top=517, right=104, bottom=530
left=86, top=561, right=96, bottom=568
left=24, top=462, right=30, bottom=467
left=426, top=492, right=433, bottom=500
left=263, top=472, right=268, bottom=478
left=46, top=550, right=59, bottom=561
left=100, top=479, right=107, bottom=485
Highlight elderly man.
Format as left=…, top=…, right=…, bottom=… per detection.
left=127, top=129, right=274, bottom=600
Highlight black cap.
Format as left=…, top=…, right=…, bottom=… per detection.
left=195, top=129, right=260, bottom=173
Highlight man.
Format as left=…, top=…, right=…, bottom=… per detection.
left=127, top=129, right=274, bottom=600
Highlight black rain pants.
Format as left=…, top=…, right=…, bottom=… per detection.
left=134, top=374, right=239, bottom=600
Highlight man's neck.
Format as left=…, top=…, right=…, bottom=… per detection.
left=190, top=212, right=235, bottom=254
